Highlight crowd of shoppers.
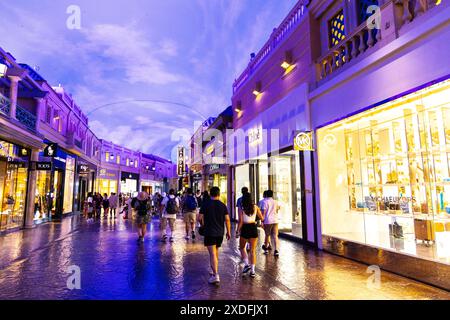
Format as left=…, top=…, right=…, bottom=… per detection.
left=80, top=184, right=281, bottom=286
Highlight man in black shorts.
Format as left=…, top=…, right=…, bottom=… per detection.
left=198, top=186, right=231, bottom=285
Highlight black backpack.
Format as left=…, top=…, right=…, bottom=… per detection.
left=166, top=197, right=178, bottom=215
left=136, top=200, right=148, bottom=216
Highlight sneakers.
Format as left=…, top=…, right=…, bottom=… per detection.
left=263, top=249, right=269, bottom=255
left=185, top=235, right=190, bottom=240
left=208, top=274, right=220, bottom=284
left=169, top=237, right=174, bottom=243
left=161, top=234, right=167, bottom=242
left=274, top=250, right=280, bottom=257
left=191, top=231, right=196, bottom=240
left=137, top=237, right=144, bottom=243
left=242, top=265, right=251, bottom=274
left=250, top=271, right=256, bottom=278
left=262, top=244, right=273, bottom=251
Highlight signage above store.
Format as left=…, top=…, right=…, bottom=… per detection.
left=78, top=164, right=90, bottom=174
left=35, top=162, right=52, bottom=171
left=177, top=146, right=186, bottom=177
left=7, top=161, right=27, bottom=169
left=294, top=131, right=314, bottom=151
left=44, top=143, right=58, bottom=157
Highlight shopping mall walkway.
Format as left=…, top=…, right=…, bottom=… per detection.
left=0, top=214, right=448, bottom=300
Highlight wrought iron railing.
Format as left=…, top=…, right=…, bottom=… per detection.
left=0, top=93, right=11, bottom=117
left=0, top=92, right=37, bottom=131
left=16, top=105, right=37, bottom=131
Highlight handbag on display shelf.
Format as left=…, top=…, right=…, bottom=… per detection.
left=414, top=219, right=435, bottom=243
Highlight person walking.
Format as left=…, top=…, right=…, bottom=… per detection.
left=109, top=193, right=118, bottom=218
left=182, top=188, right=198, bottom=240
left=195, top=190, right=203, bottom=209
left=261, top=190, right=281, bottom=256
left=236, top=192, right=264, bottom=278
left=86, top=192, right=94, bottom=222
left=102, top=193, right=110, bottom=218
left=198, top=187, right=231, bottom=285
left=133, top=192, right=151, bottom=243
left=95, top=193, right=103, bottom=219
left=160, top=189, right=180, bottom=242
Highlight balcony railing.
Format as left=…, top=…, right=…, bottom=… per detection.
left=0, top=93, right=11, bottom=116
left=315, top=0, right=443, bottom=83
left=0, top=93, right=37, bottom=132
left=232, top=1, right=308, bottom=94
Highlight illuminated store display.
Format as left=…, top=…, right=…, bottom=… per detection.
left=0, top=141, right=28, bottom=230
left=63, top=156, right=75, bottom=214
left=35, top=170, right=51, bottom=220
left=318, top=80, right=450, bottom=263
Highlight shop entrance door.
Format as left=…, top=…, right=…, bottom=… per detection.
left=78, top=177, right=87, bottom=212
left=52, top=169, right=65, bottom=219
left=142, top=186, right=152, bottom=195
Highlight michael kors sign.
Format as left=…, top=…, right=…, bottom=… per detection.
left=294, top=131, right=314, bottom=151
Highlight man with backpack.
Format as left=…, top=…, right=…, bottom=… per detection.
left=160, top=189, right=180, bottom=242
left=182, top=188, right=198, bottom=240
left=133, top=192, right=151, bottom=243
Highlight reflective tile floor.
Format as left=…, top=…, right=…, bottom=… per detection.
left=0, top=214, right=449, bottom=300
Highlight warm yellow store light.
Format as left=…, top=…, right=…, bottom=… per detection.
left=281, top=61, right=291, bottom=69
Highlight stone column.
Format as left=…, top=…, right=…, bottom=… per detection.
left=34, top=97, right=45, bottom=132
left=8, top=75, right=21, bottom=120
left=24, top=149, right=39, bottom=229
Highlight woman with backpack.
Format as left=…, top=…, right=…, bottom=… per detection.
left=134, top=192, right=151, bottom=243
left=182, top=188, right=198, bottom=240
left=236, top=192, right=264, bottom=278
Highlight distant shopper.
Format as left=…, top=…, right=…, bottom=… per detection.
left=94, top=193, right=103, bottom=219
left=182, top=188, right=198, bottom=240
left=102, top=193, right=110, bottom=218
left=237, top=192, right=264, bottom=278
left=160, top=189, right=180, bottom=242
left=86, top=192, right=94, bottom=222
left=134, top=192, right=151, bottom=243
left=119, top=193, right=123, bottom=207
left=195, top=190, right=203, bottom=208
left=202, top=191, right=210, bottom=203
left=198, top=187, right=231, bottom=285
left=236, top=187, right=249, bottom=233
left=261, top=190, right=280, bottom=256
left=109, top=193, right=118, bottom=218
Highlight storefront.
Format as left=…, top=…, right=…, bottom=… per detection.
left=0, top=140, right=30, bottom=231
left=317, top=79, right=450, bottom=268
left=98, top=168, right=119, bottom=196
left=141, top=180, right=162, bottom=195
left=205, top=164, right=228, bottom=205
left=34, top=162, right=52, bottom=223
left=191, top=172, right=202, bottom=193
left=39, top=144, right=76, bottom=219
left=120, top=171, right=139, bottom=196
left=75, top=162, right=96, bottom=212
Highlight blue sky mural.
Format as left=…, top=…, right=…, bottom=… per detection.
left=0, top=0, right=297, bottom=160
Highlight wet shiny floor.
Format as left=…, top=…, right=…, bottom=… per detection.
left=0, top=214, right=449, bottom=300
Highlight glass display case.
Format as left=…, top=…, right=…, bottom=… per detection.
left=318, top=79, right=450, bottom=263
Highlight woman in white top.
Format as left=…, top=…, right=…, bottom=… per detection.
left=236, top=193, right=264, bottom=278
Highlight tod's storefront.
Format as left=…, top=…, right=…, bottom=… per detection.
left=317, top=79, right=450, bottom=289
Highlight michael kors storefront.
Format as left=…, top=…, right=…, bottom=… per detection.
left=317, top=79, right=450, bottom=290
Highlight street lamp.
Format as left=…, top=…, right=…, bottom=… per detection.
left=0, top=63, right=7, bottom=77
